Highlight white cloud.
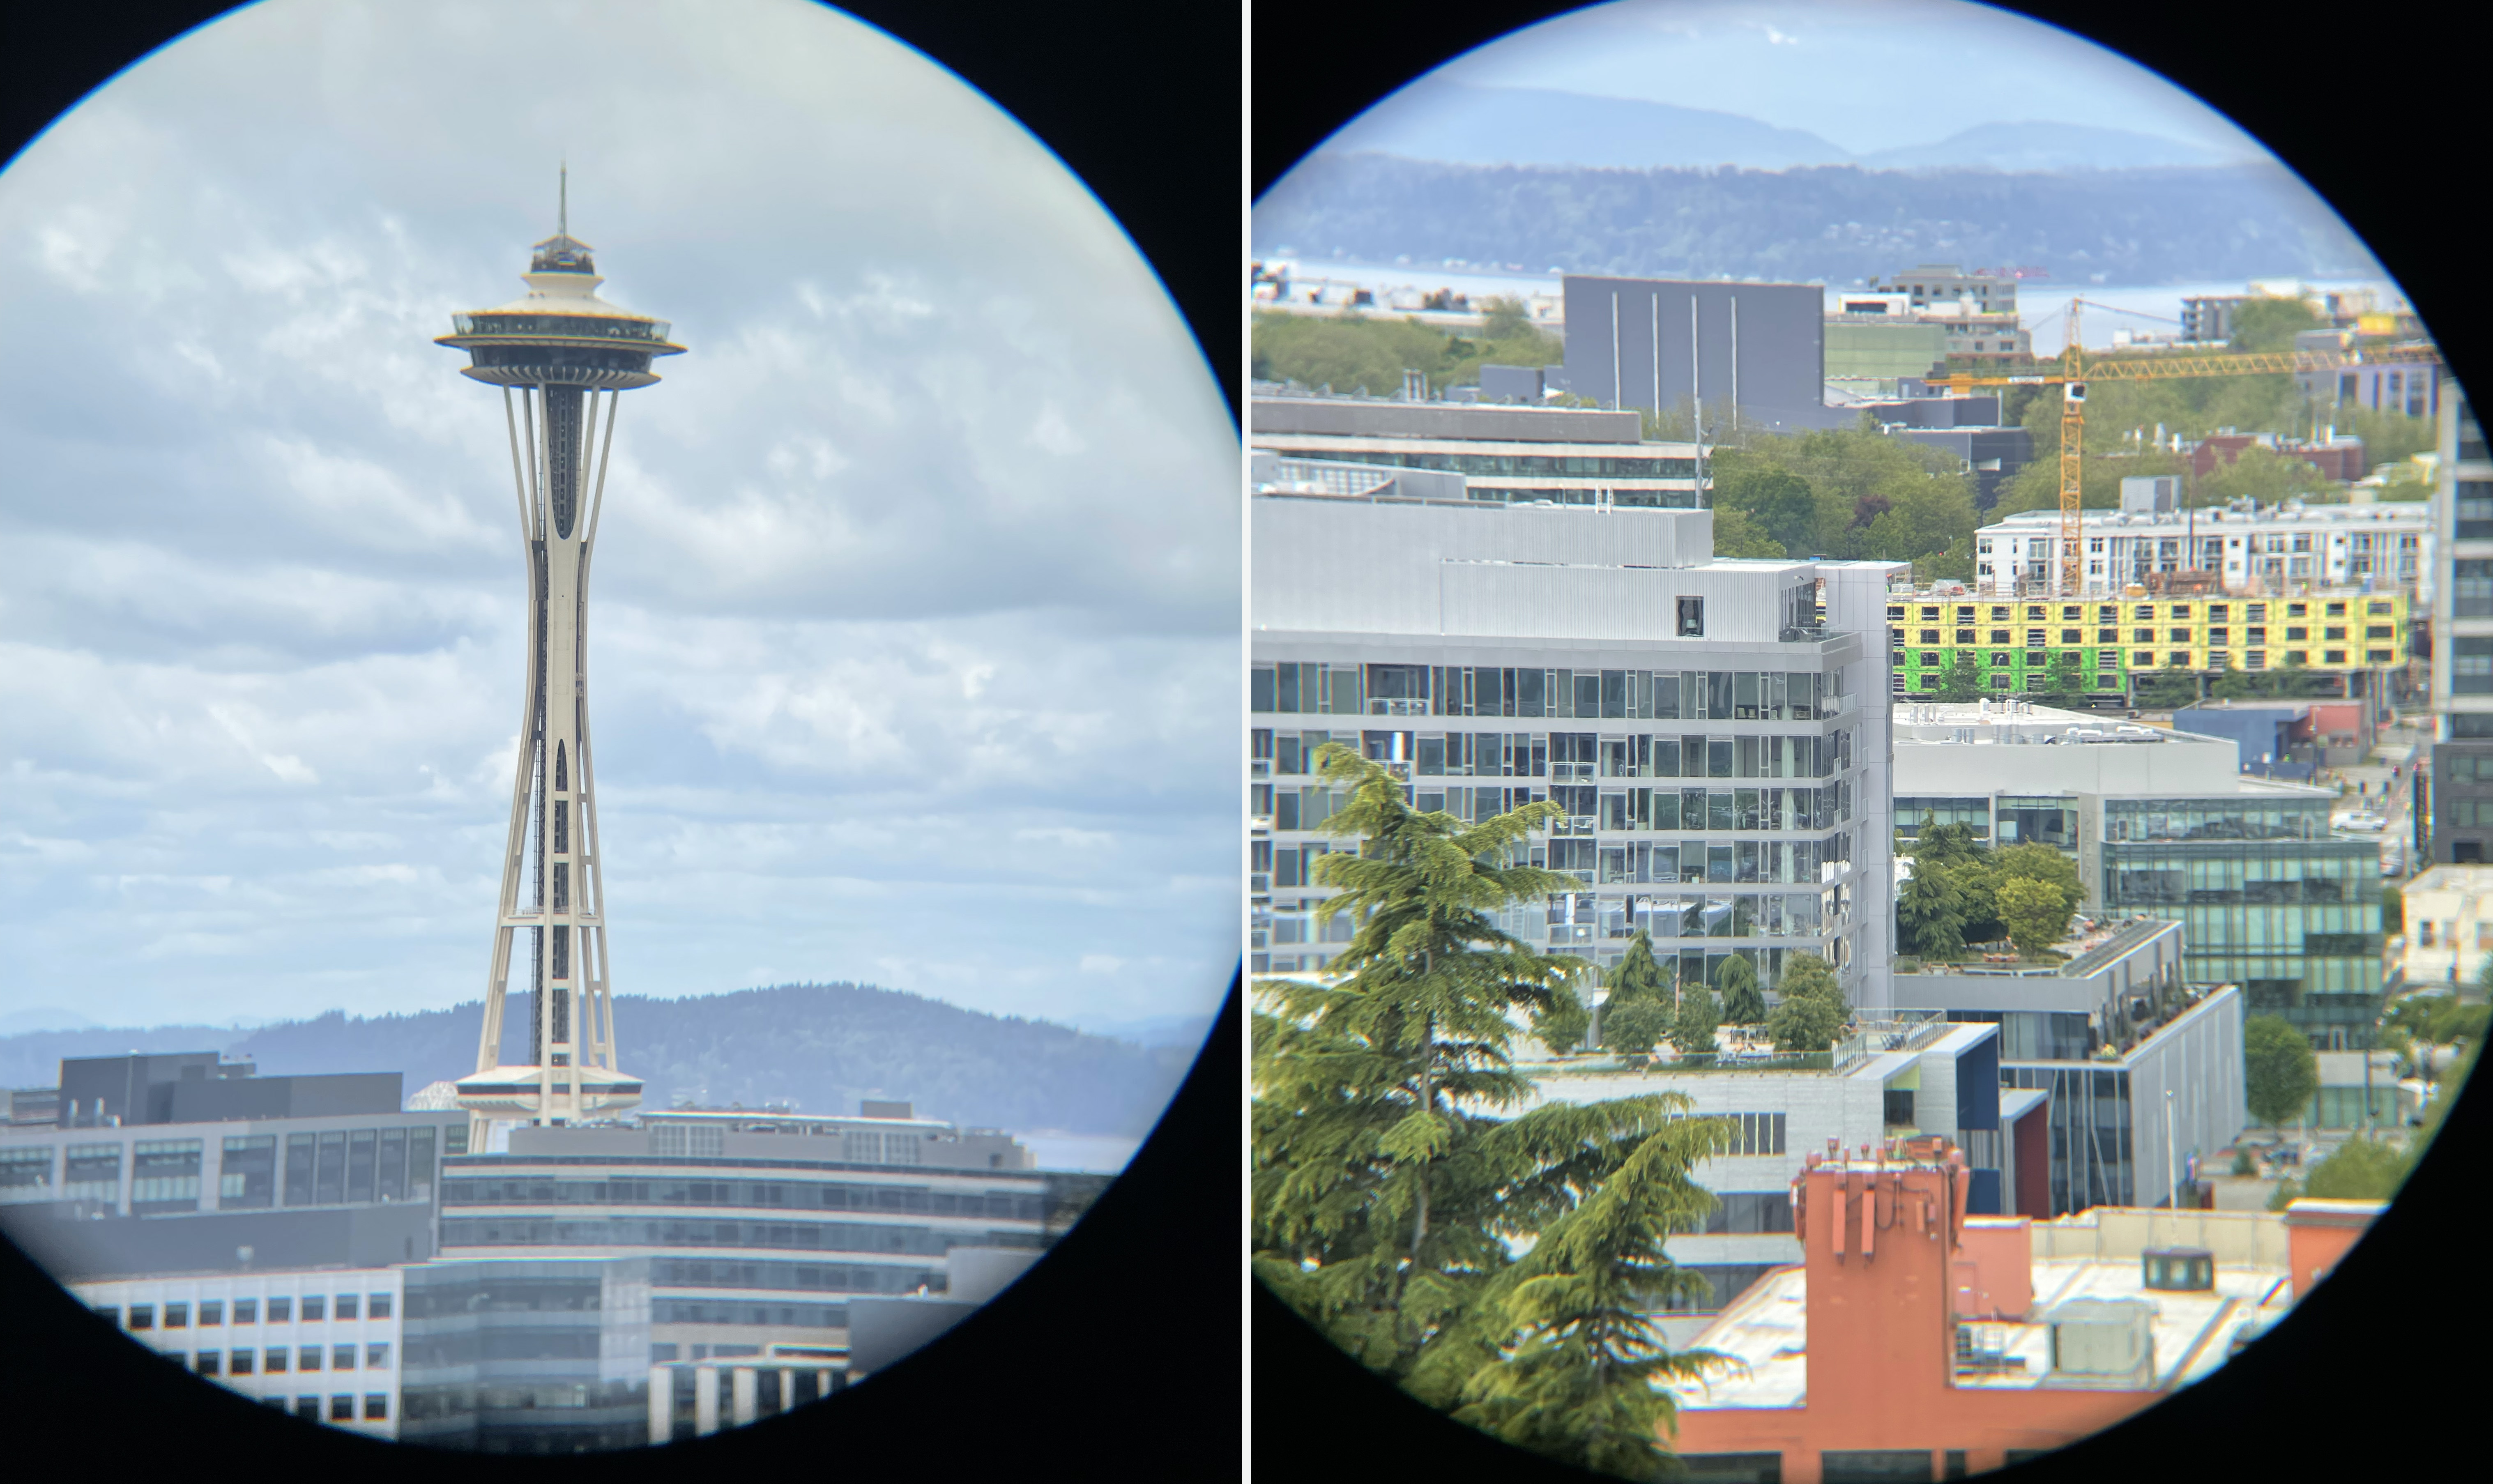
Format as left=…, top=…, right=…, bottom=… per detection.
left=0, top=0, right=1238, bottom=1040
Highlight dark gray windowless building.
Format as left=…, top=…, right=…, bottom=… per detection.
left=1562, top=276, right=1845, bottom=433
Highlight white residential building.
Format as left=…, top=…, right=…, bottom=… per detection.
left=1975, top=499, right=2429, bottom=599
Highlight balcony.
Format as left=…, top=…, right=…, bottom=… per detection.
left=1367, top=698, right=1428, bottom=717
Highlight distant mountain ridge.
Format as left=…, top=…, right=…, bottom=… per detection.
left=1256, top=153, right=2378, bottom=287
left=1317, top=81, right=2241, bottom=174
left=0, top=983, right=1203, bottom=1138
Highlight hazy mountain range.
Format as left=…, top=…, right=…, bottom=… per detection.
left=1321, top=82, right=2249, bottom=174
left=1255, top=152, right=2378, bottom=288
left=0, top=983, right=1205, bottom=1138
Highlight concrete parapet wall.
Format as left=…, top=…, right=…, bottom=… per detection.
left=2030, top=1206, right=2288, bottom=1268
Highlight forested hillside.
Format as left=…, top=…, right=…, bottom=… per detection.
left=0, top=983, right=1201, bottom=1137
left=1255, top=155, right=2379, bottom=286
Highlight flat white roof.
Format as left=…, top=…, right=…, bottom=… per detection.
left=1663, top=1253, right=2295, bottom=1410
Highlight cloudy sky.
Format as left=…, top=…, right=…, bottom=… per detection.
left=0, top=0, right=1238, bottom=1039
left=1382, top=0, right=2270, bottom=157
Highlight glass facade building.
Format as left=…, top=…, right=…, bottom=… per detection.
left=2098, top=796, right=2381, bottom=1045
left=398, top=1258, right=651, bottom=1453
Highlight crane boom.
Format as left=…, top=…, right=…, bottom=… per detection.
left=1922, top=300, right=2440, bottom=596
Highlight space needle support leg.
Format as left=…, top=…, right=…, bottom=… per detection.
left=576, top=389, right=622, bottom=1076
left=534, top=384, right=560, bottom=1122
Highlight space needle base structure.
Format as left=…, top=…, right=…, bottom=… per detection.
left=435, top=191, right=683, bottom=1150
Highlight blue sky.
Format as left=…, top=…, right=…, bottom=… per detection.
left=1396, top=0, right=2270, bottom=157
left=0, top=0, right=1237, bottom=1037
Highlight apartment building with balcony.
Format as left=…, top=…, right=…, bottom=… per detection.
left=1249, top=482, right=1904, bottom=1014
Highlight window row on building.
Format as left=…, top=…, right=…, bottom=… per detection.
left=440, top=1216, right=1036, bottom=1258
left=94, top=1290, right=392, bottom=1328
left=438, top=1177, right=1042, bottom=1221
left=1262, top=446, right=1697, bottom=479
left=0, top=1123, right=450, bottom=1212
left=103, top=1343, right=391, bottom=1376
left=1252, top=663, right=1848, bottom=722
left=1895, top=596, right=2402, bottom=626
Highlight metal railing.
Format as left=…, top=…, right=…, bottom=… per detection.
left=1832, top=1011, right=1953, bottom=1072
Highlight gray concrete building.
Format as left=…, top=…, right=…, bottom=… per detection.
left=430, top=1107, right=1103, bottom=1376
left=1891, top=918, right=2245, bottom=1216
left=1248, top=391, right=1704, bottom=509
left=2429, top=390, right=2493, bottom=862
left=1250, top=485, right=1905, bottom=1015
left=1560, top=276, right=1850, bottom=432
left=0, top=1051, right=461, bottom=1280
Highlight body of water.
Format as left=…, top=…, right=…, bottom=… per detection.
left=1250, top=259, right=2412, bottom=361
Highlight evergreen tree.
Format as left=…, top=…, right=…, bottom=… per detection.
left=1602, top=1001, right=1673, bottom=1058
left=1252, top=741, right=1740, bottom=1452
left=1452, top=1116, right=1744, bottom=1480
left=1896, top=856, right=1968, bottom=962
left=1251, top=742, right=1584, bottom=1384
left=1714, top=953, right=1765, bottom=1025
left=1607, top=930, right=1671, bottom=1007
left=1670, top=980, right=1720, bottom=1061
left=1533, top=980, right=1591, bottom=1057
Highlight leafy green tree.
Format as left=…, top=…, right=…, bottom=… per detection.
left=1250, top=307, right=1566, bottom=400
left=1939, top=651, right=1986, bottom=703
left=2036, top=648, right=2086, bottom=707
left=1996, top=842, right=2085, bottom=915
left=1670, top=981, right=1720, bottom=1060
left=2200, top=444, right=2337, bottom=506
left=1715, top=467, right=1819, bottom=556
left=1710, top=508, right=1786, bottom=559
left=1766, top=988, right=1845, bottom=1054
left=1479, top=295, right=1533, bottom=341
left=1897, top=855, right=1968, bottom=962
left=2134, top=670, right=2200, bottom=710
left=1450, top=1115, right=1743, bottom=1480
left=1777, top=950, right=1841, bottom=1007
left=1714, top=953, right=1765, bottom=1026
left=2228, top=295, right=2323, bottom=353
left=1996, top=875, right=2073, bottom=959
left=1602, top=1002, right=1673, bottom=1058
left=1766, top=952, right=1846, bottom=1053
left=1708, top=426, right=1971, bottom=562
left=2243, top=1014, right=2320, bottom=1137
left=2297, top=1135, right=2411, bottom=1201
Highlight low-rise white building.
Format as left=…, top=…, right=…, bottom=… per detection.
left=1975, top=499, right=2428, bottom=600
left=2393, top=863, right=2493, bottom=987
left=71, top=1267, right=405, bottom=1438
left=1517, top=1018, right=2032, bottom=1344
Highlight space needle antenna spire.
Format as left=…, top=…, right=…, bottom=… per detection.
left=434, top=178, right=684, bottom=1151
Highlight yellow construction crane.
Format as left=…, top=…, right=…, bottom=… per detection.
left=1924, top=298, right=2442, bottom=594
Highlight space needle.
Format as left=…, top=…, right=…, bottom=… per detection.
left=435, top=174, right=684, bottom=1148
